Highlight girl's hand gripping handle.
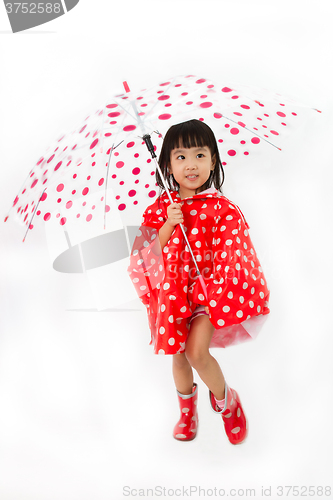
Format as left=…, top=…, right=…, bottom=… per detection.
left=166, top=203, right=184, bottom=227
left=159, top=202, right=184, bottom=249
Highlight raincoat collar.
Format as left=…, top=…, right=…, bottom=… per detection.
left=167, top=187, right=222, bottom=203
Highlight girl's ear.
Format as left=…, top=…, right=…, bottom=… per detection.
left=211, top=154, right=216, bottom=170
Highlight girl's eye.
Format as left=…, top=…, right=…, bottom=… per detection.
left=197, top=154, right=204, bottom=158
left=177, top=155, right=185, bottom=160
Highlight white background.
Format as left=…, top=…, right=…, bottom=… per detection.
left=0, top=1, right=333, bottom=499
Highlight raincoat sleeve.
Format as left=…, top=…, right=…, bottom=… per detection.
left=141, top=197, right=168, bottom=229
left=205, top=199, right=270, bottom=330
left=127, top=197, right=168, bottom=301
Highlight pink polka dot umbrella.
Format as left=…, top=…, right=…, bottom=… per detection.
left=6, top=74, right=321, bottom=248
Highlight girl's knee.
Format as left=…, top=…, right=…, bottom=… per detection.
left=173, top=352, right=189, bottom=368
left=185, top=347, right=209, bottom=371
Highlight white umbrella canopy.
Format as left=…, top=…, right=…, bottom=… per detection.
left=6, top=74, right=320, bottom=239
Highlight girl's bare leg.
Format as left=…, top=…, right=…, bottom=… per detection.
left=172, top=352, right=194, bottom=395
left=185, top=315, right=225, bottom=400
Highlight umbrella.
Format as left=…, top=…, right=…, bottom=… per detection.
left=5, top=74, right=320, bottom=293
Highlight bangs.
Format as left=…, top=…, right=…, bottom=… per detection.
left=167, top=120, right=214, bottom=152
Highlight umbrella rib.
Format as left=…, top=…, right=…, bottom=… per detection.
left=23, top=187, right=47, bottom=242
left=104, top=142, right=117, bottom=230
left=107, top=96, right=149, bottom=136
left=101, top=104, right=109, bottom=231
left=129, top=98, right=148, bottom=136
left=101, top=100, right=113, bottom=231
left=110, top=98, right=139, bottom=124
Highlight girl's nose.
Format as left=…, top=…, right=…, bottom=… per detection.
left=186, top=161, right=197, bottom=170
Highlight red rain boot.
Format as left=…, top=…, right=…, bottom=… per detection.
left=209, top=384, right=248, bottom=445
left=173, top=383, right=198, bottom=441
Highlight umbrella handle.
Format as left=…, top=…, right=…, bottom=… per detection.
left=142, top=134, right=201, bottom=278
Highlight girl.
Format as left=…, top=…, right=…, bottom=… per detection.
left=128, top=119, right=270, bottom=445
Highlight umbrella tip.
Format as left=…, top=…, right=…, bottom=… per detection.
left=123, top=81, right=130, bottom=93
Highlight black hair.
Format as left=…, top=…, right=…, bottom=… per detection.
left=156, top=119, right=225, bottom=194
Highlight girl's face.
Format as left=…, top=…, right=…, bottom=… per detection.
left=169, top=145, right=215, bottom=199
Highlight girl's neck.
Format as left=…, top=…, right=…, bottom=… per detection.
left=178, top=186, right=204, bottom=200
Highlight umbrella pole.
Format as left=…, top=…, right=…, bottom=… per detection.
left=142, top=134, right=205, bottom=287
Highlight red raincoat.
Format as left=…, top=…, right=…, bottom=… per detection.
left=128, top=188, right=270, bottom=355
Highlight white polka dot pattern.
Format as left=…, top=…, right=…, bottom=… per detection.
left=128, top=188, right=270, bottom=355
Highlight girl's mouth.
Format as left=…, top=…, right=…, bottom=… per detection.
left=186, top=175, right=199, bottom=180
